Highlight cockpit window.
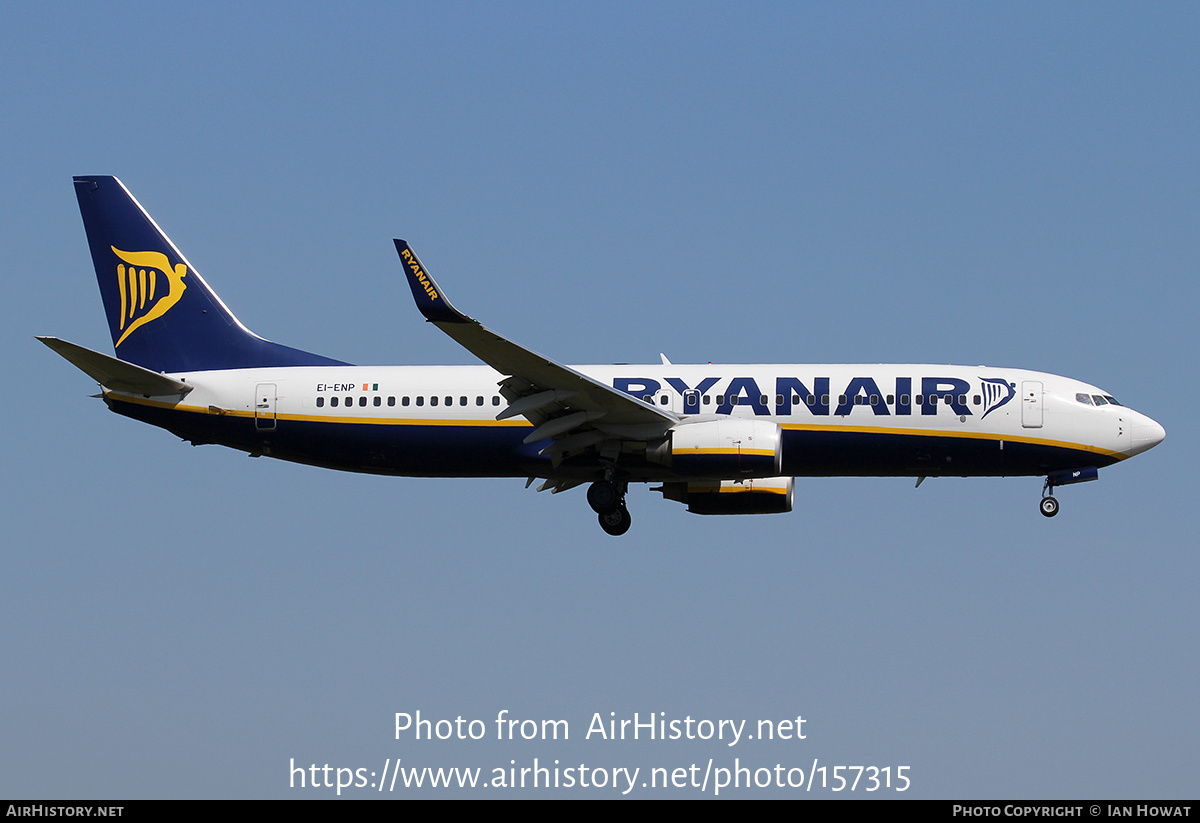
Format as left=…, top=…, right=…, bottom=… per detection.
left=1092, top=395, right=1108, bottom=406
left=1076, top=393, right=1093, bottom=405
left=1104, top=395, right=1122, bottom=406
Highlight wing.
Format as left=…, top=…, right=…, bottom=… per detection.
left=395, top=240, right=676, bottom=477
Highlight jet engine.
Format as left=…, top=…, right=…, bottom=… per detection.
left=658, top=476, right=794, bottom=515
left=651, top=418, right=783, bottom=478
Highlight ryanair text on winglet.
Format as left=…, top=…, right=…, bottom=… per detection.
left=401, top=248, right=438, bottom=301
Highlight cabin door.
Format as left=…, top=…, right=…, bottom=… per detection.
left=255, top=383, right=277, bottom=431
left=1021, top=381, right=1043, bottom=428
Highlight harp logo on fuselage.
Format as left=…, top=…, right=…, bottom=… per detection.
left=979, top=377, right=1017, bottom=419
left=112, top=247, right=188, bottom=347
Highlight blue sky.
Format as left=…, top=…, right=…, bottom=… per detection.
left=3, top=2, right=1196, bottom=798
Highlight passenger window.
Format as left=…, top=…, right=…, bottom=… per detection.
left=821, top=394, right=829, bottom=405
left=643, top=395, right=652, bottom=402
left=445, top=396, right=452, bottom=406
left=807, top=395, right=816, bottom=406
left=359, top=396, right=367, bottom=407
left=374, top=396, right=381, bottom=407
left=345, top=396, right=352, bottom=407
left=839, top=395, right=847, bottom=405
left=316, top=397, right=324, bottom=408
left=760, top=395, right=768, bottom=405
left=703, top=395, right=711, bottom=405
left=886, top=395, right=894, bottom=405
left=869, top=394, right=879, bottom=404
left=389, top=396, right=396, bottom=406
left=431, top=396, right=439, bottom=406
left=476, top=396, right=483, bottom=406
left=973, top=395, right=981, bottom=405
left=730, top=396, right=739, bottom=406
left=929, top=395, right=937, bottom=405
left=460, top=396, right=467, bottom=406
left=957, top=395, right=965, bottom=405
left=416, top=396, right=424, bottom=406
left=901, top=394, right=910, bottom=405
left=716, top=395, right=724, bottom=405
left=853, top=395, right=863, bottom=405
left=660, top=395, right=668, bottom=405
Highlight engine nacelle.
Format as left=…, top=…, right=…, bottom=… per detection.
left=656, top=418, right=783, bottom=478
left=659, top=476, right=794, bottom=515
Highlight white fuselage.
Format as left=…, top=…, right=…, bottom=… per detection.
left=105, top=362, right=1164, bottom=480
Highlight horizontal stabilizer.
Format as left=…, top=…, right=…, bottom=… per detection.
left=38, top=336, right=193, bottom=396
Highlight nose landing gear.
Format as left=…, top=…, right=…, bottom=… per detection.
left=1040, top=475, right=1060, bottom=517
left=1039, top=467, right=1099, bottom=518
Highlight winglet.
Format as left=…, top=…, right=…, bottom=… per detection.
left=394, top=239, right=468, bottom=324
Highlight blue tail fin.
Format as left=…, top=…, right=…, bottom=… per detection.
left=73, top=176, right=348, bottom=372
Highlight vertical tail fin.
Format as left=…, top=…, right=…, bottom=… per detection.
left=73, top=176, right=347, bottom=372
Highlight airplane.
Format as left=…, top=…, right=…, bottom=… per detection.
left=42, top=175, right=1165, bottom=535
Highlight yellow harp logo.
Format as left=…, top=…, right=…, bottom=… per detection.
left=112, top=247, right=188, bottom=347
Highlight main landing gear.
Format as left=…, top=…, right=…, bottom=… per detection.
left=588, top=480, right=631, bottom=536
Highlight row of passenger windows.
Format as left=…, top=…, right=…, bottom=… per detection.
left=659, top=393, right=981, bottom=407
left=316, top=395, right=504, bottom=408
left=315, top=392, right=991, bottom=410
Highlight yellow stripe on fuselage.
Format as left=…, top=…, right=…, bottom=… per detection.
left=688, top=485, right=790, bottom=495
left=674, top=448, right=777, bottom=457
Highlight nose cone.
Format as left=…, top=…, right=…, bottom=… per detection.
left=1129, top=412, right=1166, bottom=456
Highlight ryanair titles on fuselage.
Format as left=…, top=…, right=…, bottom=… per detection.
left=612, top=374, right=1017, bottom=418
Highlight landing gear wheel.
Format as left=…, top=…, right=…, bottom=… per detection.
left=587, top=481, right=620, bottom=514
left=598, top=506, right=632, bottom=536
left=1040, top=496, right=1059, bottom=518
